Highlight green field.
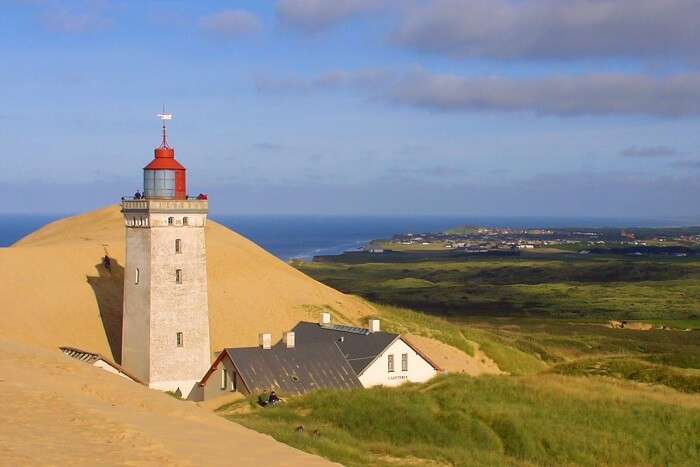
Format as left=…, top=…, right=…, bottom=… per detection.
left=217, top=255, right=700, bottom=465
left=297, top=257, right=700, bottom=324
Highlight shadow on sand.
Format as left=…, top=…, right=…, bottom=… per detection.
left=87, top=255, right=124, bottom=363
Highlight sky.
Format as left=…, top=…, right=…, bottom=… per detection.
left=1, top=0, right=700, bottom=218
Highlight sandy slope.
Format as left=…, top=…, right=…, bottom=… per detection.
left=1, top=205, right=372, bottom=361
left=404, top=334, right=504, bottom=376
left=0, top=338, right=334, bottom=466
left=0, top=205, right=478, bottom=465
left=0, top=207, right=364, bottom=465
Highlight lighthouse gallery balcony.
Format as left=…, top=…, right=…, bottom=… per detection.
left=121, top=197, right=208, bottom=214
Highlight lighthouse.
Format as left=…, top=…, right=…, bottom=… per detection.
left=120, top=112, right=211, bottom=397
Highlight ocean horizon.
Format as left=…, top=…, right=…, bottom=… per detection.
left=1, top=213, right=696, bottom=260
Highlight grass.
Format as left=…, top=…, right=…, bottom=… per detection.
left=552, top=357, right=700, bottom=393
left=298, top=258, right=700, bottom=322
left=375, top=304, right=475, bottom=357
left=222, top=374, right=700, bottom=466
left=457, top=318, right=700, bottom=369
left=213, top=254, right=700, bottom=465
left=380, top=278, right=436, bottom=288
left=373, top=304, right=551, bottom=375
left=301, top=257, right=700, bottom=384
left=461, top=326, right=548, bottom=375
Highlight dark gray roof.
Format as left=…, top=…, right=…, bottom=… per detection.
left=291, top=322, right=399, bottom=375
left=225, top=341, right=362, bottom=395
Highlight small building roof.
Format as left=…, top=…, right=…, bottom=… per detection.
left=291, top=322, right=399, bottom=375
left=224, top=341, right=363, bottom=395
left=59, top=346, right=144, bottom=384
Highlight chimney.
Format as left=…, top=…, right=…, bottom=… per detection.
left=284, top=331, right=295, bottom=349
left=320, top=312, right=331, bottom=326
left=369, top=319, right=381, bottom=333
left=259, top=332, right=271, bottom=350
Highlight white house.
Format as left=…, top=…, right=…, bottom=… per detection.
left=192, top=314, right=441, bottom=401
left=355, top=332, right=438, bottom=387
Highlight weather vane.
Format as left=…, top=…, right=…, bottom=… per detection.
left=157, top=105, right=173, bottom=148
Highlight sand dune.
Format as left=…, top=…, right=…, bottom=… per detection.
left=0, top=205, right=367, bottom=465
left=404, top=334, right=504, bottom=376
left=0, top=205, right=479, bottom=465
left=2, top=205, right=372, bottom=362
left=0, top=338, right=334, bottom=466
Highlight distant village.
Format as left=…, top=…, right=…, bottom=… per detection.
left=363, top=226, right=700, bottom=257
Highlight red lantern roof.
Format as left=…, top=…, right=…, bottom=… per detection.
left=143, top=122, right=186, bottom=171
left=143, top=111, right=187, bottom=200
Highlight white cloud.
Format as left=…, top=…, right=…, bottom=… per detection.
left=394, top=0, right=700, bottom=61
left=621, top=146, right=680, bottom=158
left=19, top=0, right=115, bottom=34
left=275, top=0, right=387, bottom=32
left=200, top=10, right=262, bottom=40
left=256, top=69, right=700, bottom=118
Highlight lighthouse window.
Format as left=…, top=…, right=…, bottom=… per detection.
left=176, top=269, right=182, bottom=284
left=168, top=217, right=174, bottom=225
left=388, top=354, right=395, bottom=373
left=402, top=353, right=408, bottom=372
left=176, top=332, right=183, bottom=347
left=175, top=239, right=182, bottom=253
left=183, top=217, right=189, bottom=226
left=135, top=268, right=140, bottom=285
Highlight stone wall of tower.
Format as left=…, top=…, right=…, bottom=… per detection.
left=148, top=210, right=210, bottom=392
left=121, top=199, right=211, bottom=397
left=122, top=225, right=151, bottom=381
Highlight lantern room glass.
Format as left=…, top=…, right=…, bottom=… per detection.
left=143, top=169, right=176, bottom=198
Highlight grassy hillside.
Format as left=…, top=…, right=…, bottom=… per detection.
left=215, top=252, right=700, bottom=465
left=297, top=258, right=700, bottom=324
left=219, top=302, right=700, bottom=465
left=221, top=374, right=700, bottom=466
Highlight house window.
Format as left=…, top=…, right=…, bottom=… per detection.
left=388, top=354, right=395, bottom=373
left=168, top=217, right=174, bottom=225
left=183, top=217, right=189, bottom=226
left=175, top=239, right=181, bottom=253
left=221, top=368, right=228, bottom=390
left=176, top=269, right=182, bottom=284
left=402, top=353, right=408, bottom=372
left=135, top=268, right=140, bottom=285
left=176, top=332, right=183, bottom=347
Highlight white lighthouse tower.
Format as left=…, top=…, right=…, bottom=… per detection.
left=120, top=112, right=211, bottom=397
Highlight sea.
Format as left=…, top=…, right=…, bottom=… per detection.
left=0, top=214, right=690, bottom=260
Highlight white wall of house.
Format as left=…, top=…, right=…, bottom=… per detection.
left=358, top=338, right=437, bottom=388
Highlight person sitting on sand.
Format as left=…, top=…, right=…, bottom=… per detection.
left=103, top=255, right=111, bottom=272
left=268, top=391, right=280, bottom=405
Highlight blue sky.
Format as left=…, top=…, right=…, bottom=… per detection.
left=2, top=0, right=700, bottom=218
